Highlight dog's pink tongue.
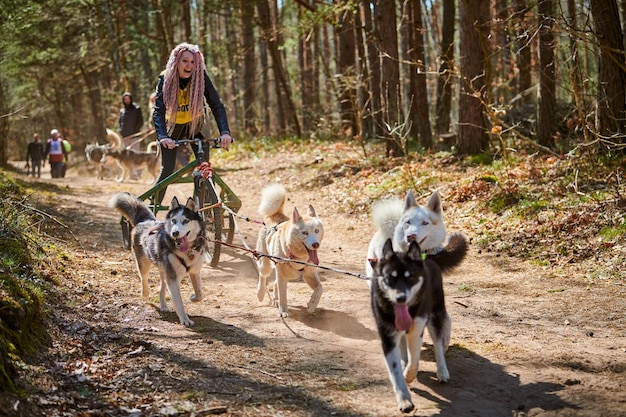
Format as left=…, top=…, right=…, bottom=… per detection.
left=308, top=249, right=319, bottom=265
left=394, top=304, right=413, bottom=331
left=178, top=236, right=189, bottom=253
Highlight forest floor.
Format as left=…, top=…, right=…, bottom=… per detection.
left=1, top=139, right=625, bottom=417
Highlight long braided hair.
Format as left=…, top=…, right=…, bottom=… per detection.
left=162, top=43, right=206, bottom=137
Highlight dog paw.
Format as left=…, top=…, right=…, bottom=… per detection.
left=437, top=366, right=450, bottom=383
left=180, top=317, right=194, bottom=327
left=398, top=398, right=414, bottom=413
left=190, top=294, right=202, bottom=302
left=306, top=297, right=320, bottom=314
left=278, top=309, right=290, bottom=318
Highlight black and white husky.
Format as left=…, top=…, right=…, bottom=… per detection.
left=109, top=192, right=206, bottom=327
left=369, top=234, right=467, bottom=413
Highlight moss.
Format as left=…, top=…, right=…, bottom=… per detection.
left=599, top=224, right=626, bottom=240
left=0, top=172, right=51, bottom=393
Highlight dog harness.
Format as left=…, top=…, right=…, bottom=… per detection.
left=175, top=236, right=205, bottom=271
left=264, top=224, right=307, bottom=271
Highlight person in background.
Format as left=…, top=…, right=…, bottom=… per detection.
left=44, top=129, right=68, bottom=179
left=60, top=135, right=72, bottom=177
left=152, top=42, right=233, bottom=204
left=119, top=92, right=144, bottom=151
left=26, top=133, right=44, bottom=178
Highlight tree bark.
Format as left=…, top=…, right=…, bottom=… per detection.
left=337, top=3, right=358, bottom=136
left=257, top=0, right=301, bottom=136
left=457, top=0, right=490, bottom=155
left=435, top=0, right=456, bottom=134
left=513, top=0, right=533, bottom=105
left=362, top=1, right=383, bottom=139
left=590, top=0, right=626, bottom=141
left=298, top=3, right=315, bottom=133
left=537, top=0, right=556, bottom=148
left=376, top=0, right=404, bottom=156
left=241, top=0, right=257, bottom=136
left=410, top=0, right=432, bottom=148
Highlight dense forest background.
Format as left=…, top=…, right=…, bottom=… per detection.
left=0, top=0, right=624, bottom=162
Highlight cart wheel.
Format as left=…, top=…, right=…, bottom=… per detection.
left=223, top=212, right=235, bottom=244
left=120, top=217, right=132, bottom=250
left=197, top=180, right=222, bottom=267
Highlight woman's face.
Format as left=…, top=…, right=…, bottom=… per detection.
left=177, top=50, right=195, bottom=79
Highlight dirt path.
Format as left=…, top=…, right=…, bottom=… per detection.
left=3, top=150, right=625, bottom=417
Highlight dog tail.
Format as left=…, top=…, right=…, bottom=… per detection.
left=109, top=192, right=155, bottom=226
left=428, top=232, right=468, bottom=273
left=258, top=183, right=287, bottom=217
left=371, top=198, right=404, bottom=237
left=106, top=128, right=122, bottom=149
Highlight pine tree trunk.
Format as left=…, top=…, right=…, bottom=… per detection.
left=241, top=0, right=257, bottom=136
left=435, top=0, right=456, bottom=134
left=590, top=0, right=626, bottom=140
left=362, top=1, right=383, bottom=139
left=537, top=0, right=556, bottom=148
left=337, top=2, right=357, bottom=136
left=457, top=0, right=490, bottom=155
left=377, top=0, right=404, bottom=156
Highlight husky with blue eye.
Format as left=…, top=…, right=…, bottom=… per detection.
left=369, top=234, right=467, bottom=413
left=110, top=192, right=205, bottom=327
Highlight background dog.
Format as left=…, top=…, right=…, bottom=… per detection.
left=255, top=183, right=324, bottom=317
left=109, top=192, right=205, bottom=327
left=369, top=235, right=467, bottom=413
left=106, top=148, right=160, bottom=183
left=84, top=143, right=110, bottom=180
left=366, top=190, right=446, bottom=277
left=84, top=128, right=123, bottom=180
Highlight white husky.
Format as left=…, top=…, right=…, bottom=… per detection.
left=255, top=183, right=324, bottom=317
left=366, top=190, right=446, bottom=277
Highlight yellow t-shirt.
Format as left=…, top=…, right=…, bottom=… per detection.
left=175, top=84, right=193, bottom=125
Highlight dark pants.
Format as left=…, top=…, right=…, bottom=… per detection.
left=30, top=159, right=42, bottom=177
left=50, top=161, right=64, bottom=178
left=155, top=141, right=206, bottom=204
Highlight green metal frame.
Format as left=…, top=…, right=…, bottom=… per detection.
left=136, top=158, right=241, bottom=215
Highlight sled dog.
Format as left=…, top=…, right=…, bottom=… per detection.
left=106, top=148, right=161, bottom=183
left=369, top=234, right=467, bottom=413
left=105, top=128, right=122, bottom=149
left=109, top=192, right=205, bottom=327
left=255, top=183, right=324, bottom=317
left=85, top=143, right=111, bottom=180
left=366, top=190, right=446, bottom=277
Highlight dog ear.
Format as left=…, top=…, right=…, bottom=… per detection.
left=404, top=190, right=417, bottom=209
left=427, top=191, right=443, bottom=217
left=307, top=204, right=317, bottom=218
left=170, top=196, right=180, bottom=209
left=368, top=258, right=378, bottom=269
left=292, top=206, right=303, bottom=223
left=185, top=197, right=197, bottom=211
left=382, top=238, right=395, bottom=260
left=407, top=240, right=423, bottom=262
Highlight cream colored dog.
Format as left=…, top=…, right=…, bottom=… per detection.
left=255, top=183, right=324, bottom=317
